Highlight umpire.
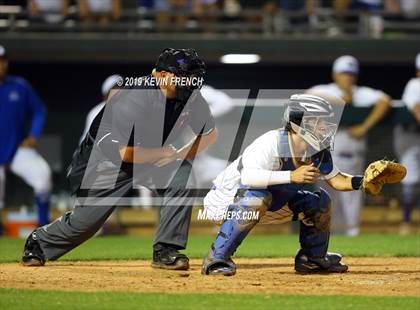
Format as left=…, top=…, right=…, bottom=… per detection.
left=22, top=48, right=218, bottom=270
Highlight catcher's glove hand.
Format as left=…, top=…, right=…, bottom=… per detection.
left=362, top=160, right=407, bottom=195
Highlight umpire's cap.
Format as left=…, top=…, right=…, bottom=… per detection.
left=155, top=48, right=206, bottom=77
left=0, top=45, right=7, bottom=59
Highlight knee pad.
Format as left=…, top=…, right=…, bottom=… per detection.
left=235, top=189, right=272, bottom=224
left=317, top=188, right=332, bottom=213
left=298, top=189, right=331, bottom=258
left=311, top=189, right=332, bottom=232
left=298, top=189, right=331, bottom=232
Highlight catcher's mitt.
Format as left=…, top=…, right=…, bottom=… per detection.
left=362, top=160, right=407, bottom=195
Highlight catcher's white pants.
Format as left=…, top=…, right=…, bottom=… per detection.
left=0, top=147, right=52, bottom=209
left=329, top=129, right=366, bottom=235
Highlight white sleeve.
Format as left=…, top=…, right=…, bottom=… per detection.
left=241, top=131, right=279, bottom=170
left=402, top=78, right=420, bottom=111
left=240, top=131, right=291, bottom=187
left=241, top=169, right=291, bottom=187
left=353, top=86, right=384, bottom=107
left=79, top=103, right=105, bottom=143
left=200, top=85, right=234, bottom=118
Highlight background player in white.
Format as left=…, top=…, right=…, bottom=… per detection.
left=307, top=55, right=391, bottom=236
left=193, top=85, right=234, bottom=186
left=80, top=74, right=122, bottom=143
left=393, top=53, right=420, bottom=234
left=0, top=45, right=52, bottom=230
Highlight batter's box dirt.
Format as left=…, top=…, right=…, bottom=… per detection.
left=0, top=258, right=419, bottom=296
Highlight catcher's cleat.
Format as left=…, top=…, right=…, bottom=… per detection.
left=294, top=250, right=348, bottom=274
left=201, top=254, right=236, bottom=276
left=326, top=252, right=342, bottom=265
left=151, top=246, right=189, bottom=270
left=22, top=231, right=46, bottom=267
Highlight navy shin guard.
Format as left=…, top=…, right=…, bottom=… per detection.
left=290, top=188, right=332, bottom=258
left=210, top=190, right=271, bottom=260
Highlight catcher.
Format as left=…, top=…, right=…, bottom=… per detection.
left=202, top=94, right=406, bottom=276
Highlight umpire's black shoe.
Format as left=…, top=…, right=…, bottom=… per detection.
left=294, top=250, right=348, bottom=274
left=22, top=231, right=46, bottom=267
left=152, top=245, right=189, bottom=270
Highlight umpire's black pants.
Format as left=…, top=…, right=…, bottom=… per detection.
left=36, top=160, right=195, bottom=261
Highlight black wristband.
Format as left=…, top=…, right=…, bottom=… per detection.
left=351, top=176, right=363, bottom=190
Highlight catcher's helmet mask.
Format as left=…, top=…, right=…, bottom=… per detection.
left=284, top=94, right=337, bottom=152
left=155, top=48, right=206, bottom=102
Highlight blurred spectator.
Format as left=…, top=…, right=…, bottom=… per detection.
left=28, top=0, right=69, bottom=24
left=332, top=0, right=420, bottom=36
left=78, top=0, right=121, bottom=26
left=153, top=1, right=224, bottom=32
left=263, top=0, right=317, bottom=34
left=193, top=0, right=221, bottom=33
left=155, top=0, right=192, bottom=31
left=223, top=0, right=241, bottom=17
left=193, top=0, right=220, bottom=17
left=193, top=0, right=219, bottom=13
left=386, top=0, right=420, bottom=19
left=138, top=0, right=154, bottom=10
left=333, top=0, right=384, bottom=37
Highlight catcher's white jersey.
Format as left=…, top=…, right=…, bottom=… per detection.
left=204, top=130, right=280, bottom=217
left=204, top=129, right=339, bottom=221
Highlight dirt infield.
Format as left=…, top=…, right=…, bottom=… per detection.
left=1, top=258, right=419, bottom=296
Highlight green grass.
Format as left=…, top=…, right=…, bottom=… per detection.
left=0, top=289, right=419, bottom=310
left=0, top=234, right=419, bottom=263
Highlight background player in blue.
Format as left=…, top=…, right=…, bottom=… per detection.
left=202, top=94, right=377, bottom=275
left=0, top=45, right=52, bottom=229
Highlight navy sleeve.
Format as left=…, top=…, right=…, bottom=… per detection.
left=313, top=150, right=334, bottom=175
left=189, top=92, right=215, bottom=135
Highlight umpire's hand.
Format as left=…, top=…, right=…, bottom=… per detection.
left=151, top=145, right=180, bottom=167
